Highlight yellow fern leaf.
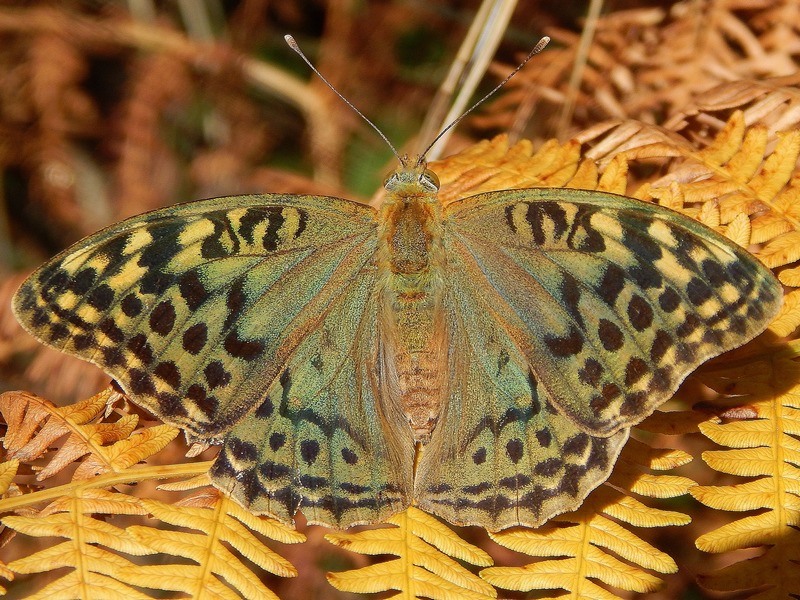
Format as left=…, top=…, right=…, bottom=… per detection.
left=695, top=111, right=750, bottom=168
left=566, top=157, right=601, bottom=190
left=4, top=510, right=153, bottom=556
left=18, top=569, right=154, bottom=600
left=39, top=415, right=140, bottom=480
left=0, top=459, right=19, bottom=494
left=778, top=266, right=800, bottom=288
left=693, top=477, right=800, bottom=512
left=599, top=112, right=800, bottom=237
left=724, top=211, right=752, bottom=247
left=434, top=135, right=584, bottom=205
left=119, top=496, right=303, bottom=598
left=0, top=562, right=12, bottom=595
left=3, top=493, right=159, bottom=599
left=716, top=123, right=768, bottom=186
left=158, top=472, right=213, bottom=493
left=483, top=524, right=666, bottom=595
left=769, top=289, right=800, bottom=337
left=750, top=213, right=794, bottom=245
left=389, top=506, right=492, bottom=566
left=690, top=340, right=800, bottom=595
left=127, top=528, right=282, bottom=599
left=73, top=423, right=179, bottom=479
left=760, top=230, right=800, bottom=269
left=115, top=564, right=244, bottom=600
left=326, top=506, right=495, bottom=599
left=136, top=496, right=304, bottom=566
left=482, top=560, right=623, bottom=600
left=749, top=129, right=800, bottom=201
left=43, top=488, right=150, bottom=517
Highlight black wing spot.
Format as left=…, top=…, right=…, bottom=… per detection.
left=545, top=324, right=584, bottom=357
left=182, top=323, right=208, bottom=354
left=179, top=271, right=209, bottom=310
left=598, top=319, right=624, bottom=351
left=150, top=301, right=176, bottom=335
left=224, top=331, right=265, bottom=361
left=270, top=432, right=286, bottom=451
left=300, top=439, right=320, bottom=465
left=627, top=294, right=654, bottom=331
left=505, top=439, right=524, bottom=464
left=204, top=360, right=232, bottom=389
left=87, top=284, right=115, bottom=311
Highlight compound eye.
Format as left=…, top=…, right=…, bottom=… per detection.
left=383, top=173, right=398, bottom=189
left=419, top=169, right=440, bottom=191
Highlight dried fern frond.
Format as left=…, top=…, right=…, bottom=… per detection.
left=0, top=387, right=304, bottom=599
left=664, top=75, right=800, bottom=137
left=0, top=388, right=177, bottom=482
left=2, top=389, right=124, bottom=467
left=479, top=3, right=800, bottom=140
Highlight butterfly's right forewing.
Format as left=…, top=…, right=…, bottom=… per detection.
left=14, top=193, right=413, bottom=526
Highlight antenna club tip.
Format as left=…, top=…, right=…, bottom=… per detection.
left=284, top=34, right=298, bottom=49
left=533, top=36, right=550, bottom=53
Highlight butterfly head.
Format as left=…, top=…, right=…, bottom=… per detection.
left=384, top=154, right=440, bottom=196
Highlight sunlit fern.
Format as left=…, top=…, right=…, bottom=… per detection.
left=326, top=507, right=495, bottom=599
left=690, top=334, right=800, bottom=599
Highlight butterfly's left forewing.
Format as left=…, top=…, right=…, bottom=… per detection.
left=416, top=187, right=781, bottom=530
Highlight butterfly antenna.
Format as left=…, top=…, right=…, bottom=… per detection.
left=416, top=36, right=550, bottom=167
left=285, top=34, right=403, bottom=163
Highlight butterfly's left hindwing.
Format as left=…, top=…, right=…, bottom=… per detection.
left=418, top=188, right=782, bottom=529
left=211, top=267, right=415, bottom=527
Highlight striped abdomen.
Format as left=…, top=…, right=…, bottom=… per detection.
left=377, top=189, right=448, bottom=442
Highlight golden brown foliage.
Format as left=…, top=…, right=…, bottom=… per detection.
left=1, top=2, right=799, bottom=599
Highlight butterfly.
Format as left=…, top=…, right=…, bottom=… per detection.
left=12, top=33, right=783, bottom=530
left=12, top=143, right=782, bottom=531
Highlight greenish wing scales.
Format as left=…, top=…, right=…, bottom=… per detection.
left=211, top=266, right=414, bottom=527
